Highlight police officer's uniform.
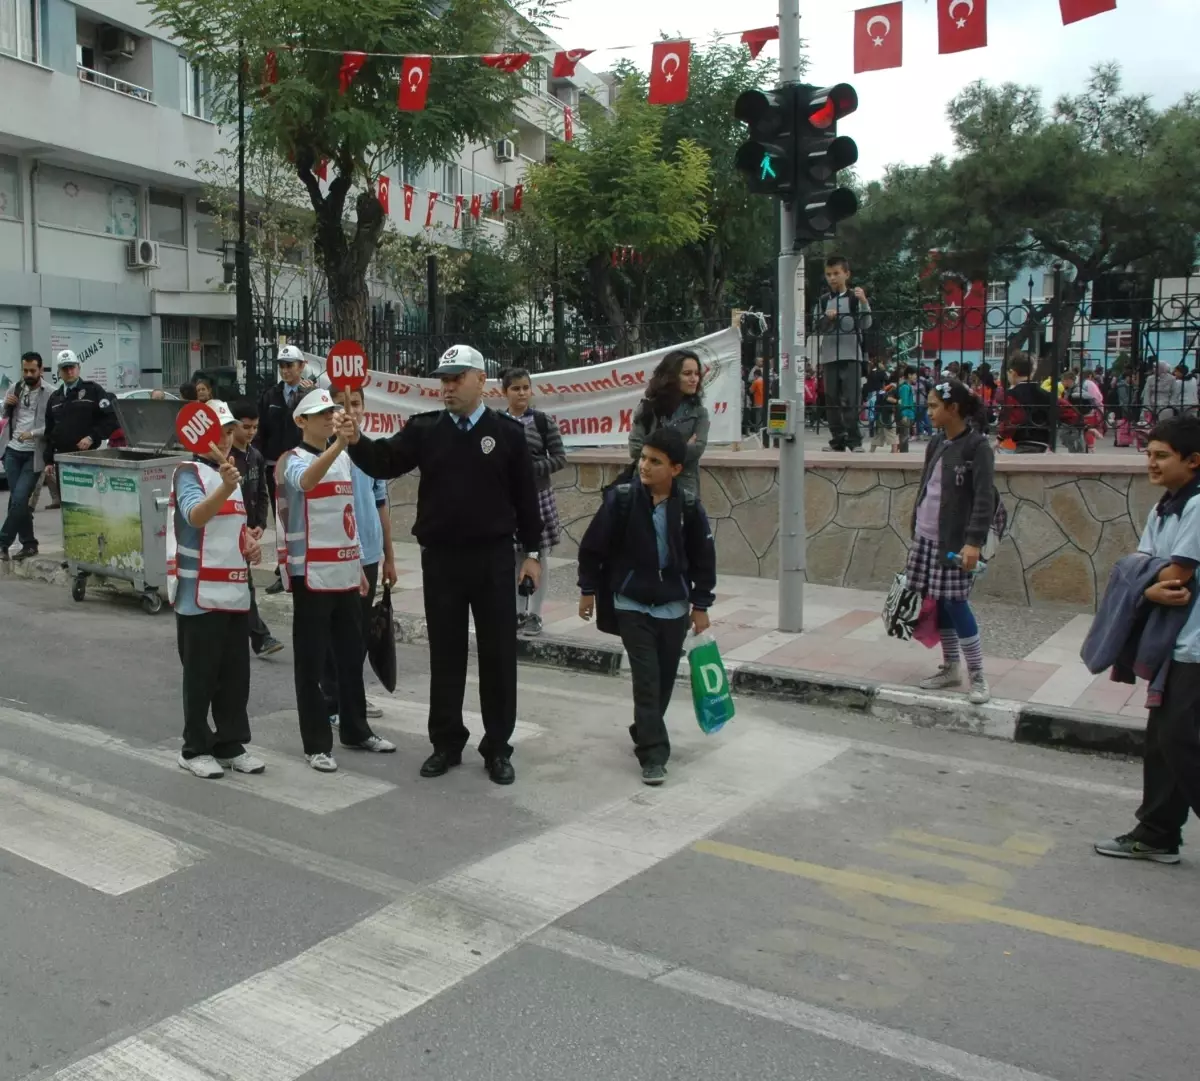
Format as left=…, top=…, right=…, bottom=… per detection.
left=346, top=346, right=542, bottom=784
left=44, top=349, right=116, bottom=465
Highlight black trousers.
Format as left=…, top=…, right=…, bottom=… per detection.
left=176, top=611, right=251, bottom=759
left=422, top=540, right=517, bottom=761
left=823, top=359, right=862, bottom=449
left=247, top=575, right=272, bottom=652
left=617, top=610, right=691, bottom=767
left=321, top=561, right=379, bottom=711
left=1135, top=661, right=1200, bottom=847
left=291, top=578, right=373, bottom=755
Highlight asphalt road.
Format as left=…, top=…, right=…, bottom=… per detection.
left=0, top=577, right=1197, bottom=1081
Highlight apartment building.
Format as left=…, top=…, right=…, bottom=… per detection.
left=0, top=0, right=608, bottom=393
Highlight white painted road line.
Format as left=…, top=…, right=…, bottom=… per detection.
left=532, top=928, right=1061, bottom=1081
left=0, top=706, right=394, bottom=815
left=0, top=775, right=203, bottom=895
left=45, top=725, right=845, bottom=1081
left=372, top=698, right=547, bottom=743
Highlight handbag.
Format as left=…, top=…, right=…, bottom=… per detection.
left=688, top=634, right=736, bottom=734
left=366, top=584, right=397, bottom=693
left=882, top=572, right=923, bottom=641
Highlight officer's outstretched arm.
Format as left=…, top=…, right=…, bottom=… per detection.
left=345, top=415, right=422, bottom=478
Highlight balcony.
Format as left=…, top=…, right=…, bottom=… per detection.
left=77, top=65, right=153, bottom=104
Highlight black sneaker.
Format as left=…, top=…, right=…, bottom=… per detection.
left=265, top=578, right=285, bottom=595
left=255, top=636, right=284, bottom=657
left=1094, top=833, right=1180, bottom=864
left=826, top=440, right=846, bottom=453
left=12, top=545, right=38, bottom=561
left=641, top=764, right=667, bottom=786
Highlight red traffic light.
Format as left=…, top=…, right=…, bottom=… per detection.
left=804, top=83, right=858, bottom=131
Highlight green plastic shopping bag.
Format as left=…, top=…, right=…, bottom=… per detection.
left=688, top=633, right=736, bottom=734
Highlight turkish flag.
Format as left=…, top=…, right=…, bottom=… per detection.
left=740, top=26, right=779, bottom=60
left=470, top=194, right=482, bottom=221
left=377, top=175, right=390, bottom=214
left=315, top=159, right=328, bottom=182
left=402, top=184, right=414, bottom=221
left=552, top=49, right=593, bottom=78
left=854, top=3, right=903, bottom=72
left=263, top=50, right=278, bottom=86
left=563, top=106, right=574, bottom=142
left=490, top=190, right=501, bottom=214
left=339, top=51, right=367, bottom=94
left=938, top=0, right=987, bottom=54
left=453, top=195, right=464, bottom=228
left=482, top=52, right=532, bottom=73
left=1059, top=0, right=1116, bottom=24
left=648, top=41, right=690, bottom=106
left=921, top=275, right=987, bottom=354
left=398, top=55, right=431, bottom=111
left=425, top=191, right=439, bottom=227
left=512, top=183, right=524, bottom=212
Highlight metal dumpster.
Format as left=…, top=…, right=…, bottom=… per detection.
left=56, top=398, right=188, bottom=614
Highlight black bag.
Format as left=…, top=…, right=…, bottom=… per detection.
left=366, top=584, right=397, bottom=693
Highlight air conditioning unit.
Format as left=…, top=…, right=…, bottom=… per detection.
left=100, top=26, right=137, bottom=60
left=126, top=239, right=160, bottom=270
left=494, top=138, right=516, bottom=164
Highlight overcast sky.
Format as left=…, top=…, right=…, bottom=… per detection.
left=554, top=0, right=1197, bottom=180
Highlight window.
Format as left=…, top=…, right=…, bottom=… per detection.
left=179, top=55, right=210, bottom=120
left=161, top=316, right=190, bottom=389
left=0, top=155, right=19, bottom=220
left=1041, top=273, right=1058, bottom=299
left=194, top=200, right=222, bottom=252
left=1106, top=329, right=1133, bottom=352
left=0, top=0, right=39, bottom=64
left=442, top=163, right=459, bottom=195
left=986, top=282, right=1008, bottom=304
left=984, top=333, right=1008, bottom=361
left=37, top=166, right=140, bottom=237
left=149, top=190, right=184, bottom=246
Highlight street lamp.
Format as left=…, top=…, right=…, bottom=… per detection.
left=220, top=238, right=238, bottom=285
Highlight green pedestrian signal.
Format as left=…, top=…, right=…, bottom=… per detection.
left=759, top=154, right=777, bottom=182
left=733, top=88, right=796, bottom=199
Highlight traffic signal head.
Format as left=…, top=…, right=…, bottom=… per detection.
left=794, top=83, right=859, bottom=246
left=734, top=88, right=797, bottom=200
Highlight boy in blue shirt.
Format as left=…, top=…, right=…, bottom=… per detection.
left=1096, top=416, right=1200, bottom=865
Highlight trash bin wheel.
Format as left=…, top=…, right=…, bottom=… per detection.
left=141, top=591, right=164, bottom=615
left=71, top=575, right=87, bottom=603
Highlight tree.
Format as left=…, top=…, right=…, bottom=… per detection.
left=521, top=76, right=712, bottom=345
left=151, top=0, right=560, bottom=340
left=846, top=64, right=1200, bottom=366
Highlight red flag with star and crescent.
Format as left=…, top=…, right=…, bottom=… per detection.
left=339, top=51, right=367, bottom=94
left=482, top=53, right=532, bottom=73
left=740, top=26, right=779, bottom=60
left=512, top=183, right=524, bottom=212
left=648, top=41, right=690, bottom=106
left=398, top=55, right=431, bottom=111
left=552, top=49, right=593, bottom=78
left=563, top=106, right=574, bottom=142
left=1059, top=0, right=1116, bottom=24
left=490, top=190, right=501, bottom=214
left=376, top=175, right=390, bottom=214
left=938, top=0, right=987, bottom=54
left=402, top=184, right=414, bottom=221
left=453, top=195, right=464, bottom=228
left=854, top=3, right=903, bottom=72
left=425, top=191, right=438, bottom=228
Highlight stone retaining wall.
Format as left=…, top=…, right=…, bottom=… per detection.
left=385, top=455, right=1155, bottom=610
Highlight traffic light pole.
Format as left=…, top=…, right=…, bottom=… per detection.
left=777, top=0, right=805, bottom=633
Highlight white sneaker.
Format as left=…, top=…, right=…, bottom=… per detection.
left=216, top=752, right=266, bottom=774
left=919, top=664, right=963, bottom=691
left=307, top=752, right=338, bottom=773
left=178, top=753, right=224, bottom=779
left=348, top=735, right=396, bottom=754
left=365, top=699, right=384, bottom=719
left=968, top=674, right=991, bottom=704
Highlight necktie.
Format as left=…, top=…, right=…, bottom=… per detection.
left=457, top=416, right=470, bottom=432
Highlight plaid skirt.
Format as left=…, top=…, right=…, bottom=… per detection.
left=535, top=485, right=562, bottom=551
left=903, top=534, right=973, bottom=602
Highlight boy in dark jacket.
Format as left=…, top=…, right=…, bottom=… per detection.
left=577, top=428, right=716, bottom=786
left=1095, top=416, right=1200, bottom=865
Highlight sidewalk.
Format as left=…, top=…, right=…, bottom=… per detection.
left=3, top=492, right=1145, bottom=754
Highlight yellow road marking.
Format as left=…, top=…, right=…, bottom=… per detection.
left=888, top=829, right=1053, bottom=866
left=693, top=840, right=1200, bottom=972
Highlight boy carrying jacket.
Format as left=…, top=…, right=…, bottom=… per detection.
left=577, top=427, right=716, bottom=786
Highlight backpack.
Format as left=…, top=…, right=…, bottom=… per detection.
left=595, top=483, right=700, bottom=636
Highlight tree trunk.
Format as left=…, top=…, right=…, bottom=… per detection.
left=1052, top=276, right=1089, bottom=376
left=589, top=255, right=627, bottom=341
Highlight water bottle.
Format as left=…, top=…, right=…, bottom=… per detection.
left=947, top=551, right=988, bottom=576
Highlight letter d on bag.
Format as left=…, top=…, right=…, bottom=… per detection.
left=699, top=663, right=725, bottom=696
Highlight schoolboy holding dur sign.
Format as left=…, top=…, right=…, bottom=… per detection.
left=168, top=399, right=266, bottom=781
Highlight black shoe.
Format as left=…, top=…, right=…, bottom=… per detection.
left=486, top=756, right=515, bottom=785
left=265, top=578, right=285, bottom=595
left=420, top=750, right=462, bottom=778
left=641, top=763, right=667, bottom=786
left=826, top=440, right=845, bottom=452
left=12, top=545, right=38, bottom=562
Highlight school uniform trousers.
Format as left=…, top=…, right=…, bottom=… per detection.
left=177, top=610, right=251, bottom=759
left=422, top=539, right=517, bottom=762
left=321, top=561, right=379, bottom=713
left=616, top=610, right=691, bottom=767
left=290, top=577, right=373, bottom=755
left=1135, top=661, right=1200, bottom=847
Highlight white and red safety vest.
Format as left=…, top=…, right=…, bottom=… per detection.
left=275, top=447, right=361, bottom=592
left=166, top=461, right=251, bottom=612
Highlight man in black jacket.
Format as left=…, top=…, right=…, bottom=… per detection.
left=43, top=350, right=116, bottom=474
left=577, top=427, right=717, bottom=786
left=340, top=344, right=542, bottom=786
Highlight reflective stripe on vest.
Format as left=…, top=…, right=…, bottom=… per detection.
left=165, top=461, right=251, bottom=612
left=276, top=448, right=360, bottom=592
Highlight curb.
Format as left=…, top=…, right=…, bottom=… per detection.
left=5, top=562, right=1143, bottom=758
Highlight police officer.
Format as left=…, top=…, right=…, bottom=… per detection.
left=44, top=350, right=116, bottom=480
left=341, top=345, right=542, bottom=786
